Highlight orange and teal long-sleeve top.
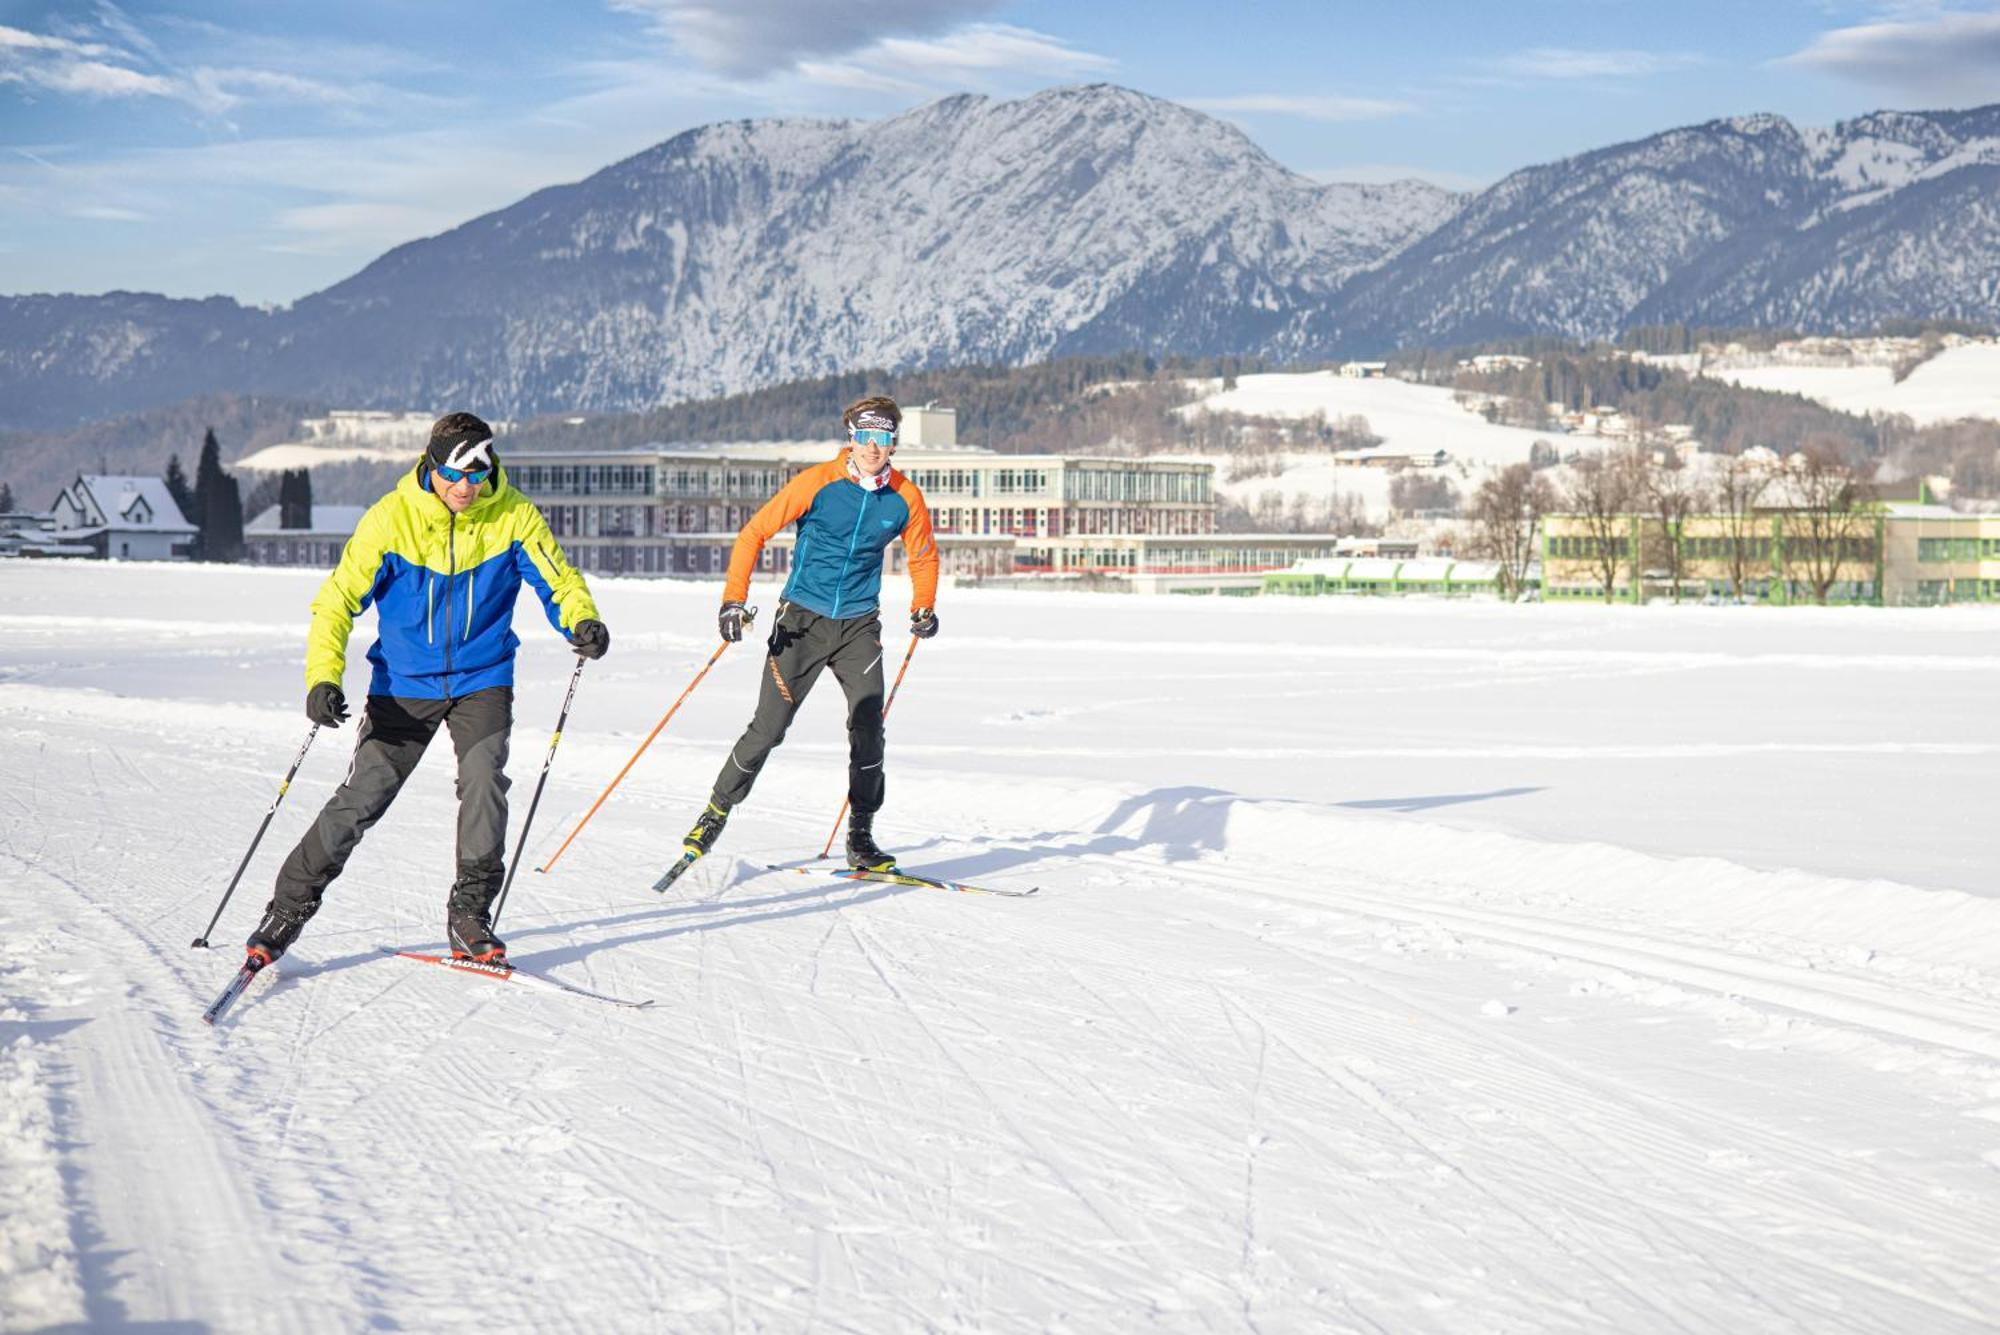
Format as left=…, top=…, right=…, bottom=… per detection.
left=305, top=461, right=598, bottom=700
left=722, top=449, right=939, bottom=619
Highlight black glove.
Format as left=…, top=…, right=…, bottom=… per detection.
left=571, top=619, right=610, bottom=660
left=306, top=682, right=349, bottom=728
left=718, top=600, right=749, bottom=643
left=910, top=607, right=939, bottom=639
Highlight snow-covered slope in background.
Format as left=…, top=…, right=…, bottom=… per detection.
left=1706, top=340, right=2000, bottom=424
left=1180, top=370, right=1563, bottom=518
left=4, top=564, right=1999, bottom=1330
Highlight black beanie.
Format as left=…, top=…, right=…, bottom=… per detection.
left=428, top=412, right=495, bottom=472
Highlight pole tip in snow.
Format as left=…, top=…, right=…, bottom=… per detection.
left=191, top=937, right=209, bottom=949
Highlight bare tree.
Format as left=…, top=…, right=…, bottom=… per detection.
left=1563, top=449, right=1639, bottom=604
left=1639, top=447, right=1709, bottom=603
left=1783, top=445, right=1876, bottom=605
left=1468, top=463, right=1556, bottom=601
left=1714, top=451, right=1774, bottom=601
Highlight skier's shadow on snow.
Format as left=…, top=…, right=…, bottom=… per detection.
left=869, top=782, right=1548, bottom=881
left=864, top=784, right=1251, bottom=879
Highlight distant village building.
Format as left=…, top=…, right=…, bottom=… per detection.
left=1338, top=361, right=1388, bottom=379
left=0, top=511, right=92, bottom=559
left=243, top=504, right=369, bottom=568
left=1331, top=446, right=1447, bottom=469
left=46, top=475, right=196, bottom=560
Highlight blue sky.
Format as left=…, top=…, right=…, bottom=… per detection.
left=4, top=0, right=1998, bottom=304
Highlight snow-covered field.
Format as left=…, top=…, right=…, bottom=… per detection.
left=5, top=562, right=2000, bottom=1332
left=1704, top=342, right=2000, bottom=426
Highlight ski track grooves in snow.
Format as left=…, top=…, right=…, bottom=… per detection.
left=8, top=569, right=2000, bottom=1331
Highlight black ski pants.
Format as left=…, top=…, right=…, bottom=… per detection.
left=269, top=686, right=513, bottom=919
left=710, top=603, right=885, bottom=814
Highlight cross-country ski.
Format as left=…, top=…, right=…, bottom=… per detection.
left=391, top=950, right=655, bottom=1009
left=770, top=863, right=1042, bottom=898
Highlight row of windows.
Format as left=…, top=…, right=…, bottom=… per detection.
left=1914, top=579, right=2000, bottom=601
left=1066, top=469, right=1211, bottom=504
left=1552, top=535, right=1879, bottom=562
left=906, top=468, right=986, bottom=497
left=1683, top=537, right=1772, bottom=560
left=1917, top=537, right=2000, bottom=562
left=1548, top=536, right=1631, bottom=558
left=511, top=464, right=655, bottom=497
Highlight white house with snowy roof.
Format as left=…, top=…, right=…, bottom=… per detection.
left=47, top=475, right=197, bottom=561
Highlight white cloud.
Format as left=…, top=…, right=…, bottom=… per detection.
left=0, top=11, right=445, bottom=122
left=269, top=201, right=471, bottom=254
left=0, top=21, right=174, bottom=99
left=611, top=0, right=1005, bottom=77
left=1450, top=46, right=1707, bottom=90
left=795, top=22, right=1112, bottom=91
left=72, top=204, right=148, bottom=221
left=1186, top=94, right=1412, bottom=124
left=1488, top=47, right=1706, bottom=80
left=1784, top=9, right=2000, bottom=103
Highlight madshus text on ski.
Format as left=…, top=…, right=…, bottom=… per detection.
left=198, top=397, right=1002, bottom=1026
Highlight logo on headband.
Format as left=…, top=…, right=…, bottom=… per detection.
left=850, top=411, right=896, bottom=436
left=440, top=437, right=493, bottom=473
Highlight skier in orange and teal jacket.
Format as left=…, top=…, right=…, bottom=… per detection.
left=671, top=394, right=939, bottom=876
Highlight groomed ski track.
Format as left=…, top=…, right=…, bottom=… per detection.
left=4, top=564, right=2000, bottom=1332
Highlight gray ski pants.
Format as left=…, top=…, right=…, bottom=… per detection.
left=270, top=686, right=513, bottom=918
left=710, top=603, right=886, bottom=814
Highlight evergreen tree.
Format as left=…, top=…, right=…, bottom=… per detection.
left=280, top=469, right=312, bottom=528
left=0, top=481, right=13, bottom=514
left=163, top=454, right=195, bottom=524
left=192, top=428, right=244, bottom=562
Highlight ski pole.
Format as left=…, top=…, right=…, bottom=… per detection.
left=538, top=610, right=755, bottom=875
left=817, top=633, right=920, bottom=861
left=491, top=656, right=586, bottom=927
left=191, top=723, right=320, bottom=948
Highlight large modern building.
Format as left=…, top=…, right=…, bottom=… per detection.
left=1541, top=498, right=2000, bottom=606
left=504, top=425, right=1340, bottom=590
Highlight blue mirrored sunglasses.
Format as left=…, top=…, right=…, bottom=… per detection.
left=850, top=428, right=896, bottom=448
left=435, top=464, right=491, bottom=485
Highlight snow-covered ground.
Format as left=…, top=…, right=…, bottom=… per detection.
left=5, top=563, right=2000, bottom=1331
left=1181, top=372, right=1563, bottom=519
left=1703, top=341, right=2000, bottom=425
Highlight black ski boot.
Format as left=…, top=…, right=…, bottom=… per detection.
left=684, top=801, right=730, bottom=858
left=845, top=811, right=896, bottom=873
left=245, top=902, right=315, bottom=966
left=447, top=901, right=506, bottom=963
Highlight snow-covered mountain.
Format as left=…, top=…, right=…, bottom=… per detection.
left=0, top=85, right=1456, bottom=428
left=5, top=89, right=2000, bottom=431
left=1336, top=106, right=2000, bottom=349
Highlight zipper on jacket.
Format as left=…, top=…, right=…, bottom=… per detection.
left=831, top=489, right=870, bottom=618
left=443, top=514, right=457, bottom=699
left=465, top=568, right=474, bottom=640
left=425, top=575, right=435, bottom=645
